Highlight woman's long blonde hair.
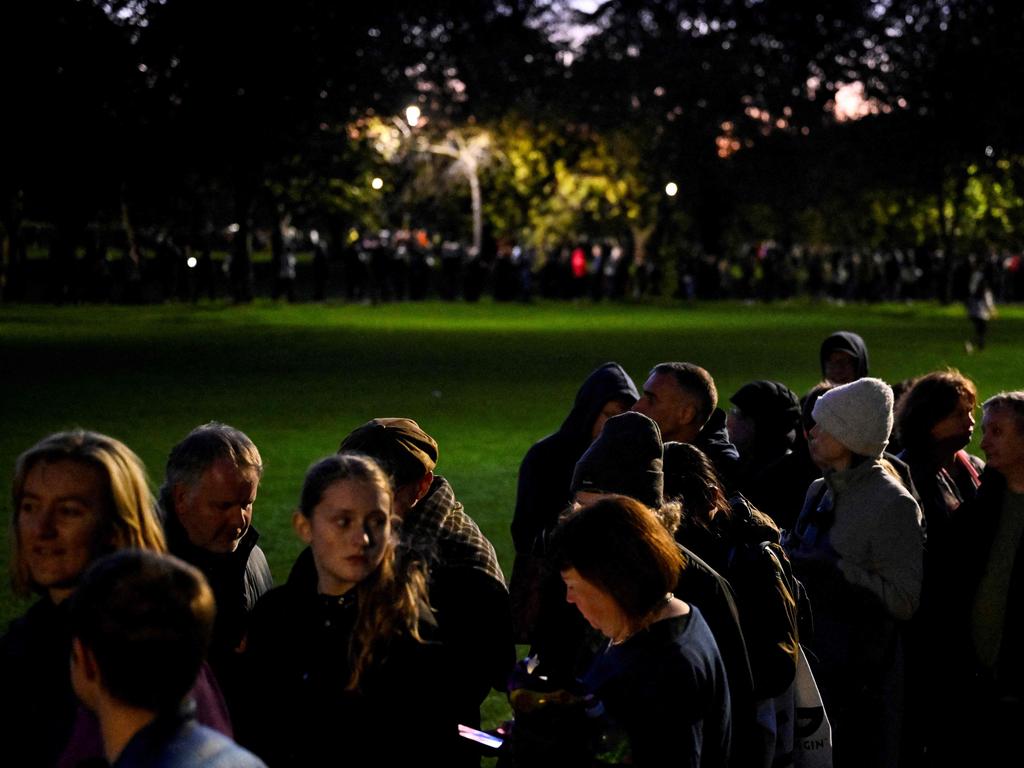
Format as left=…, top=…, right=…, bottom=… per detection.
left=10, top=430, right=166, bottom=596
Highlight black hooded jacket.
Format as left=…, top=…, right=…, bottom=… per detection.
left=695, top=408, right=742, bottom=494
left=729, top=380, right=819, bottom=528
left=819, top=330, right=870, bottom=380
left=511, top=362, right=639, bottom=554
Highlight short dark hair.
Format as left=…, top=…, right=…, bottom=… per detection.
left=652, top=362, right=718, bottom=426
left=69, top=550, right=215, bottom=713
left=549, top=494, right=684, bottom=622
left=896, top=370, right=977, bottom=453
left=159, top=422, right=262, bottom=514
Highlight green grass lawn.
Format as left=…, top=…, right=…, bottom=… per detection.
left=2, top=297, right=1021, bottom=734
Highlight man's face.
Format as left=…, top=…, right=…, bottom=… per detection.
left=980, top=407, right=1024, bottom=476
left=632, top=372, right=698, bottom=443
left=824, top=351, right=858, bottom=385
left=174, top=458, right=258, bottom=554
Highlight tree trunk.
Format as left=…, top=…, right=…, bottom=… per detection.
left=468, top=161, right=483, bottom=256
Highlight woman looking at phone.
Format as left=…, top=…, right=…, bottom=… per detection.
left=549, top=494, right=732, bottom=768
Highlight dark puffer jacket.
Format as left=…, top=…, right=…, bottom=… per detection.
left=163, top=513, right=273, bottom=712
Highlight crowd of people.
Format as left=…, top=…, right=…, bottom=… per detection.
left=2, top=330, right=1022, bottom=767
left=10, top=222, right=1023, bottom=311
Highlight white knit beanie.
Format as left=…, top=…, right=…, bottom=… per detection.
left=812, top=377, right=893, bottom=458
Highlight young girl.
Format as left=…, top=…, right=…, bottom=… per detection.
left=240, top=453, right=458, bottom=765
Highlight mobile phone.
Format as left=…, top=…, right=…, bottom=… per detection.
left=458, top=723, right=504, bottom=749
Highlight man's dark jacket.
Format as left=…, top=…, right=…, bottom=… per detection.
left=163, top=511, right=272, bottom=707
left=695, top=408, right=742, bottom=493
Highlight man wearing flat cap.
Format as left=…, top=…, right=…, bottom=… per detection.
left=339, top=418, right=515, bottom=765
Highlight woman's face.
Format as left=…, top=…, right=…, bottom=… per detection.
left=930, top=397, right=976, bottom=451
left=809, top=424, right=853, bottom=471
left=17, top=459, right=107, bottom=604
left=561, top=567, right=631, bottom=642
left=296, top=478, right=392, bottom=596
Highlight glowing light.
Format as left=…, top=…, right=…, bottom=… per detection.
left=371, top=177, right=384, bottom=190
left=665, top=182, right=679, bottom=197
left=226, top=223, right=240, bottom=234
left=186, top=256, right=198, bottom=269
left=832, top=81, right=883, bottom=122
left=405, top=105, right=421, bottom=127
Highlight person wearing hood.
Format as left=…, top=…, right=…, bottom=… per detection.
left=632, top=362, right=741, bottom=492
left=510, top=362, right=638, bottom=642
left=784, top=378, right=924, bottom=768
left=727, top=380, right=820, bottom=530
left=819, top=331, right=870, bottom=385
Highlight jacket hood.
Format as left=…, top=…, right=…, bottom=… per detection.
left=558, top=362, right=640, bottom=444
left=696, top=408, right=740, bottom=462
left=820, top=331, right=869, bottom=380
left=729, top=380, right=801, bottom=455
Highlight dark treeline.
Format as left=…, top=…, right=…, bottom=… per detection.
left=2, top=1, right=1023, bottom=304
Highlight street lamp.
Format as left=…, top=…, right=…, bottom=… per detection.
left=371, top=177, right=384, bottom=190
left=665, top=181, right=679, bottom=197
left=405, top=104, right=421, bottom=128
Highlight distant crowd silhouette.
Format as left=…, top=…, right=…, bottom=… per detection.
left=5, top=224, right=1022, bottom=308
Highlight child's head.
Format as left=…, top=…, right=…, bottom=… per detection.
left=295, top=453, right=396, bottom=596
left=68, top=550, right=215, bottom=714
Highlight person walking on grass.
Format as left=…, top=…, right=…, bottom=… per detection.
left=965, top=255, right=997, bottom=352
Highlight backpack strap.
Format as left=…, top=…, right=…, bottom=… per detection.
left=955, top=449, right=982, bottom=489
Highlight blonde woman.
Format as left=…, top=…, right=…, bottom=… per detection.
left=1, top=430, right=229, bottom=768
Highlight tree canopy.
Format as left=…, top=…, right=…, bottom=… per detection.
left=2, top=0, right=1021, bottom=299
